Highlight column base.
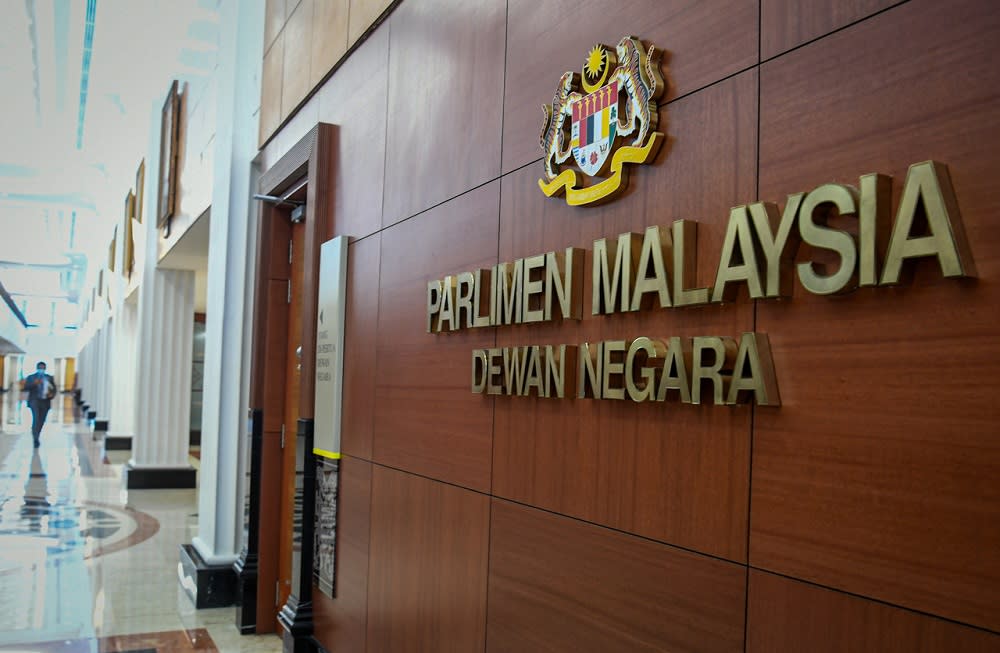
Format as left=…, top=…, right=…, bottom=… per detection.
left=87, top=410, right=97, bottom=420
left=179, top=544, right=236, bottom=609
left=278, top=594, right=315, bottom=653
left=93, top=420, right=109, bottom=432
left=125, top=463, right=197, bottom=489
left=104, top=435, right=132, bottom=450
left=233, top=550, right=258, bottom=634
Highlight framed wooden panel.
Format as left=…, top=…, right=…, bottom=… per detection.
left=487, top=499, right=746, bottom=652
left=374, top=182, right=499, bottom=493
left=381, top=0, right=506, bottom=226
left=367, top=465, right=489, bottom=653
left=747, top=570, right=1000, bottom=652
left=157, top=80, right=180, bottom=228
left=493, top=72, right=758, bottom=562
left=761, top=0, right=900, bottom=59
left=752, top=0, right=1000, bottom=632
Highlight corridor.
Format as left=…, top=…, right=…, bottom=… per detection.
left=0, top=391, right=281, bottom=652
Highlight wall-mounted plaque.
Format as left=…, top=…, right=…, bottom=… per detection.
left=135, top=159, right=145, bottom=224
left=157, top=80, right=180, bottom=229
left=313, top=236, right=349, bottom=460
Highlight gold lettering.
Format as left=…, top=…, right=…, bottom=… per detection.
left=797, top=183, right=859, bottom=295
left=455, top=272, right=475, bottom=328
left=691, top=336, right=736, bottom=405
left=577, top=342, right=603, bottom=399
left=486, top=348, right=503, bottom=395
left=544, top=345, right=575, bottom=399
left=656, top=336, right=691, bottom=403
left=497, top=260, right=524, bottom=325
left=671, top=220, right=709, bottom=307
left=630, top=226, right=672, bottom=310
left=545, top=248, right=584, bottom=321
left=471, top=349, right=487, bottom=393
left=881, top=160, right=976, bottom=284
left=523, top=346, right=544, bottom=397
left=593, top=232, right=642, bottom=314
left=472, top=268, right=492, bottom=327
left=602, top=340, right=627, bottom=400
left=426, top=280, right=442, bottom=333
left=521, top=255, right=546, bottom=323
left=749, top=194, right=803, bottom=298
left=726, top=333, right=780, bottom=406
left=712, top=206, right=765, bottom=302
left=503, top=347, right=529, bottom=396
left=625, top=337, right=665, bottom=402
left=437, top=276, right=457, bottom=331
left=858, top=174, right=891, bottom=287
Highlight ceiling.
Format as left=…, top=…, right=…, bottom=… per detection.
left=0, top=0, right=220, bottom=332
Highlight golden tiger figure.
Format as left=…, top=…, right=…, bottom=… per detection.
left=539, top=71, right=580, bottom=182
left=615, top=36, right=665, bottom=148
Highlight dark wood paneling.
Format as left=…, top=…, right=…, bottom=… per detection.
left=761, top=0, right=900, bottom=60
left=342, top=235, right=380, bottom=460
left=502, top=0, right=758, bottom=173
left=317, top=24, right=389, bottom=241
left=753, top=0, right=1000, bottom=632
left=382, top=0, right=506, bottom=226
left=313, top=456, right=372, bottom=653
left=374, top=182, right=498, bottom=492
left=493, top=72, right=757, bottom=561
left=747, top=570, right=1000, bottom=652
left=486, top=499, right=746, bottom=653
left=367, top=465, right=490, bottom=653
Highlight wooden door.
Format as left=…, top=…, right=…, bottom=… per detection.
left=276, top=220, right=306, bottom=628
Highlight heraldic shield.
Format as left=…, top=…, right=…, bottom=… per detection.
left=572, top=81, right=618, bottom=176
left=538, top=36, right=666, bottom=206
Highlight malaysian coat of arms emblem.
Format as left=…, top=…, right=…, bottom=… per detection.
left=538, top=36, right=666, bottom=206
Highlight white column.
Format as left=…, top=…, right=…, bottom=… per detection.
left=108, top=299, right=139, bottom=438
left=96, top=319, right=113, bottom=425
left=131, top=268, right=195, bottom=470
left=191, top=0, right=264, bottom=565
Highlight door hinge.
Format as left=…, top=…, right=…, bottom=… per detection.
left=288, top=239, right=293, bottom=264
left=286, top=279, right=291, bottom=304
left=280, top=424, right=285, bottom=449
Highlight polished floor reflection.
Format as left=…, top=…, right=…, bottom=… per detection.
left=0, top=391, right=281, bottom=652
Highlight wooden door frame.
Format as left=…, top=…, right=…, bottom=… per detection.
left=236, top=123, right=334, bottom=641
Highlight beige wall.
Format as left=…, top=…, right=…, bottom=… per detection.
left=259, top=0, right=394, bottom=145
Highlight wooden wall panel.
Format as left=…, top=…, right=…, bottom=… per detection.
left=502, top=0, right=758, bottom=173
left=349, top=0, right=394, bottom=44
left=486, top=499, right=746, bottom=653
left=761, top=0, right=899, bottom=59
left=313, top=456, right=372, bottom=653
left=382, top=0, right=506, bottom=226
left=264, top=0, right=286, bottom=52
left=281, top=0, right=313, bottom=122
left=374, top=182, right=498, bottom=492
left=260, top=30, right=284, bottom=146
left=367, top=465, right=490, bottom=653
left=341, top=235, right=380, bottom=460
left=493, top=72, right=758, bottom=562
left=752, top=0, right=1000, bottom=632
left=310, top=0, right=350, bottom=89
left=747, top=570, right=1000, bottom=652
left=317, top=24, right=389, bottom=242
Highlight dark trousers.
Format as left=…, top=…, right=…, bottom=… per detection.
left=29, top=399, right=51, bottom=440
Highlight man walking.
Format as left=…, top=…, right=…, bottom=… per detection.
left=24, top=362, right=57, bottom=447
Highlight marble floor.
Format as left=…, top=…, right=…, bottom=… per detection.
left=0, top=391, right=283, bottom=652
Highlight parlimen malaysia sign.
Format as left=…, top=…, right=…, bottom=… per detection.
left=427, top=160, right=974, bottom=407
left=427, top=36, right=974, bottom=408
